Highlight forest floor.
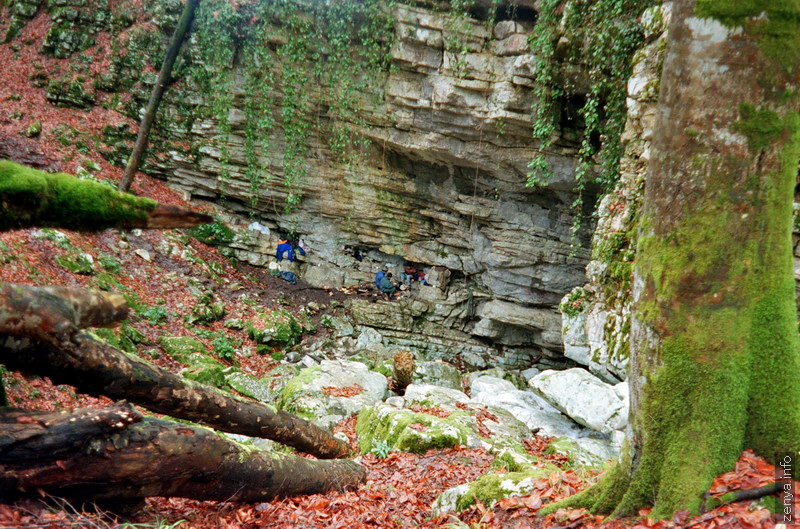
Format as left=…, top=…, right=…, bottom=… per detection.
left=0, top=4, right=791, bottom=529
left=0, top=135, right=787, bottom=529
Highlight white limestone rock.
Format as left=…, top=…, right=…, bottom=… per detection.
left=529, top=369, right=628, bottom=434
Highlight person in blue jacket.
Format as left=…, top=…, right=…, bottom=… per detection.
left=276, top=238, right=306, bottom=262
left=375, top=266, right=387, bottom=287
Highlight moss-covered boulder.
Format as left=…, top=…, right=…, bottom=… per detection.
left=4, top=0, right=41, bottom=42
left=187, top=292, right=226, bottom=325
left=225, top=371, right=274, bottom=403
left=545, top=437, right=613, bottom=470
left=158, top=335, right=207, bottom=362
left=413, top=361, right=463, bottom=390
left=41, top=0, right=111, bottom=58
left=91, top=323, right=149, bottom=354
left=248, top=309, right=304, bottom=347
left=356, top=404, right=476, bottom=454
left=45, top=78, right=96, bottom=109
left=277, top=360, right=388, bottom=428
left=431, top=466, right=557, bottom=514
left=403, top=383, right=470, bottom=410
left=182, top=362, right=228, bottom=388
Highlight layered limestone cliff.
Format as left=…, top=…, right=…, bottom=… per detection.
left=2, top=0, right=629, bottom=371
left=155, top=3, right=595, bottom=369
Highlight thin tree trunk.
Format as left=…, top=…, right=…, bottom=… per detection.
left=118, top=0, right=200, bottom=192
left=0, top=332, right=351, bottom=459
left=0, top=403, right=365, bottom=504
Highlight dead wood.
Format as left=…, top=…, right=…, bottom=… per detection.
left=0, top=403, right=364, bottom=504
left=0, top=284, right=128, bottom=342
left=0, top=332, right=351, bottom=459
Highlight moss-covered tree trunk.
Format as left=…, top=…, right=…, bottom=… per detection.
left=549, top=0, right=800, bottom=517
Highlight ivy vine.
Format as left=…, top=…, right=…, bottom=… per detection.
left=527, top=0, right=656, bottom=231
left=182, top=0, right=394, bottom=213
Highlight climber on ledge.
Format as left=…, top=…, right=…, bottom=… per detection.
left=375, top=266, right=388, bottom=288
left=379, top=272, right=397, bottom=300
left=276, top=238, right=306, bottom=262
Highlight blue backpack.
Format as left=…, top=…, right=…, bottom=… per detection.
left=280, top=271, right=298, bottom=285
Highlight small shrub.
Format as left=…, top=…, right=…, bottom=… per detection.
left=140, top=305, right=169, bottom=325
left=212, top=335, right=237, bottom=362
left=188, top=220, right=234, bottom=246
left=370, top=440, right=391, bottom=459
left=55, top=253, right=95, bottom=275
left=98, top=252, right=121, bottom=274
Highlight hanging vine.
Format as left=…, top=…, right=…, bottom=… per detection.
left=527, top=0, right=656, bottom=229
left=239, top=1, right=278, bottom=209
left=189, top=0, right=239, bottom=196
left=181, top=0, right=395, bottom=214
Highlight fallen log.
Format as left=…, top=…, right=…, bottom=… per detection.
left=0, top=333, right=351, bottom=459
left=0, top=160, right=211, bottom=231
left=0, top=284, right=128, bottom=343
left=0, top=403, right=365, bottom=504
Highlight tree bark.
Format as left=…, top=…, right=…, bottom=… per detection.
left=135, top=204, right=213, bottom=229
left=0, top=403, right=365, bottom=504
left=545, top=0, right=800, bottom=518
left=118, top=0, right=200, bottom=192
left=0, top=332, right=351, bottom=459
left=0, top=284, right=128, bottom=343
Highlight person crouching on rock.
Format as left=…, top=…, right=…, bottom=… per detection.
left=276, top=238, right=306, bottom=262
left=379, top=272, right=397, bottom=300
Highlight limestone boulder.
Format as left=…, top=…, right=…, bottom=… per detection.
left=413, top=361, right=463, bottom=390
left=469, top=376, right=583, bottom=438
left=528, top=368, right=628, bottom=433
left=278, top=360, right=388, bottom=429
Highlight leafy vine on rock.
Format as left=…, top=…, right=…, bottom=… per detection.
left=527, top=0, right=655, bottom=224
left=185, top=0, right=395, bottom=213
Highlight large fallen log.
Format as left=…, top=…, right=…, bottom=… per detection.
left=0, top=160, right=211, bottom=231
left=0, top=332, right=351, bottom=459
left=0, top=403, right=365, bottom=504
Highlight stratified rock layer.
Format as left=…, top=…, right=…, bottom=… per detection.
left=156, top=4, right=595, bottom=369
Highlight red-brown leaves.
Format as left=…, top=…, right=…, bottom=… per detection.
left=322, top=385, right=364, bottom=397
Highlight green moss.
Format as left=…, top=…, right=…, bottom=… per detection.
left=695, top=1, right=800, bottom=74
left=733, top=104, right=785, bottom=151
left=489, top=439, right=555, bottom=473
left=182, top=363, right=227, bottom=388
left=248, top=309, right=303, bottom=347
left=275, top=365, right=323, bottom=419
left=159, top=336, right=208, bottom=362
left=0, top=161, right=156, bottom=231
left=545, top=438, right=610, bottom=470
left=356, top=406, right=473, bottom=455
left=455, top=468, right=553, bottom=511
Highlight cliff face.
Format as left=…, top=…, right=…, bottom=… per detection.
left=156, top=3, right=595, bottom=369
left=1, top=0, right=603, bottom=370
